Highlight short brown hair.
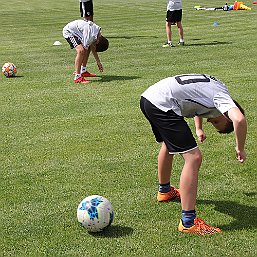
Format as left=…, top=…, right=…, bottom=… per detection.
left=96, top=36, right=109, bottom=52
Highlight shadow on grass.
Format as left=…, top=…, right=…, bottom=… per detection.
left=88, top=225, right=133, bottom=238
left=186, top=40, right=233, bottom=47
left=92, top=75, right=140, bottom=83
left=4, top=75, right=24, bottom=78
left=198, top=198, right=257, bottom=231
left=107, top=35, right=158, bottom=39
left=244, top=192, right=257, bottom=197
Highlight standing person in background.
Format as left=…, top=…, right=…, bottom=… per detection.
left=80, top=0, right=94, bottom=21
left=77, top=1, right=96, bottom=78
left=163, top=0, right=184, bottom=47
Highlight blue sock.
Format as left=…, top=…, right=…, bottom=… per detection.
left=159, top=182, right=170, bottom=193
left=182, top=210, right=196, bottom=228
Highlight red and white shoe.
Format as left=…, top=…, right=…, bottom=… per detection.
left=74, top=77, right=90, bottom=84
left=81, top=71, right=97, bottom=77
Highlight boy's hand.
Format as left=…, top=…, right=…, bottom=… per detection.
left=235, top=148, right=246, bottom=163
left=97, top=62, right=103, bottom=72
left=194, top=117, right=206, bottom=143
left=196, top=129, right=206, bottom=143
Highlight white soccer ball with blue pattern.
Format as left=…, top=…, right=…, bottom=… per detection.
left=77, top=195, right=114, bottom=232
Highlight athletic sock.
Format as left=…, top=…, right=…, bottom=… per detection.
left=182, top=210, right=196, bottom=228
left=159, top=182, right=171, bottom=193
left=81, top=66, right=87, bottom=73
left=180, top=39, right=184, bottom=43
left=74, top=74, right=81, bottom=80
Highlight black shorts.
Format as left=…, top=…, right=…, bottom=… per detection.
left=166, top=10, right=182, bottom=24
left=80, top=1, right=94, bottom=18
left=140, top=97, right=197, bottom=154
left=65, top=36, right=82, bottom=49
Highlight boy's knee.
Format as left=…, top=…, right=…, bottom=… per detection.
left=78, top=49, right=86, bottom=55
left=76, top=45, right=86, bottom=55
left=177, top=22, right=182, bottom=27
left=194, top=151, right=202, bottom=165
left=188, top=149, right=202, bottom=166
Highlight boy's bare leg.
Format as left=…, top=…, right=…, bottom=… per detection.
left=82, top=46, right=91, bottom=67
left=165, top=22, right=172, bottom=42
left=177, top=21, right=184, bottom=41
left=75, top=45, right=86, bottom=74
left=180, top=148, right=202, bottom=210
left=158, top=143, right=173, bottom=184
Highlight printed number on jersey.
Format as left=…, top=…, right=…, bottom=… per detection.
left=175, top=74, right=210, bottom=85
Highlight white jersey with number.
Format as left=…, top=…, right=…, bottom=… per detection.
left=63, top=20, right=100, bottom=48
left=167, top=0, right=182, bottom=11
left=141, top=74, right=237, bottom=118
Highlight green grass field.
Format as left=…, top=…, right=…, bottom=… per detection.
left=1, top=0, right=256, bottom=256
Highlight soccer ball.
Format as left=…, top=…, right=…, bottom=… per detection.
left=2, top=62, right=17, bottom=77
left=77, top=195, right=114, bottom=232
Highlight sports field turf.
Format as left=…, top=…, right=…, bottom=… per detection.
left=1, top=0, right=256, bottom=256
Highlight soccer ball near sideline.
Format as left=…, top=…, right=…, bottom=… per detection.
left=2, top=62, right=17, bottom=77
left=77, top=195, right=114, bottom=232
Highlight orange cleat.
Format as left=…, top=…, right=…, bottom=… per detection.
left=157, top=186, right=180, bottom=202
left=178, top=217, right=222, bottom=235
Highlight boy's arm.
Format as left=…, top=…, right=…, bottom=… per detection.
left=194, top=116, right=206, bottom=143
left=227, top=107, right=247, bottom=163
left=90, top=44, right=103, bottom=72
